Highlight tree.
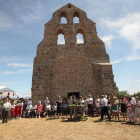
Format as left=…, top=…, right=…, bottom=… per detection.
left=135, top=91, right=140, bottom=98
left=116, top=90, right=129, bottom=99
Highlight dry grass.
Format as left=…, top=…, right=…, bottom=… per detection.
left=0, top=116, right=140, bottom=140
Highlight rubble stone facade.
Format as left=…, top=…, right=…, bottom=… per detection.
left=31, top=3, right=116, bottom=103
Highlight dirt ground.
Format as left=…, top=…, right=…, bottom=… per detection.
left=0, top=116, right=140, bottom=140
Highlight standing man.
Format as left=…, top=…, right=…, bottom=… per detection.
left=2, top=98, right=11, bottom=123
left=100, top=95, right=111, bottom=121
left=43, top=97, right=49, bottom=112
left=87, top=94, right=93, bottom=116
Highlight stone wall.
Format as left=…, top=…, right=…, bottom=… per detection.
left=32, top=3, right=116, bottom=103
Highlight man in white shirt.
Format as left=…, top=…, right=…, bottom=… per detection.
left=87, top=94, right=93, bottom=116
left=100, top=95, right=111, bottom=121
left=2, top=98, right=11, bottom=123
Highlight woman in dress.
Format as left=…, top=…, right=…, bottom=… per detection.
left=56, top=95, right=62, bottom=118
left=120, top=97, right=127, bottom=121
left=36, top=101, right=43, bottom=118
left=135, top=96, right=140, bottom=124
left=126, top=97, right=137, bottom=123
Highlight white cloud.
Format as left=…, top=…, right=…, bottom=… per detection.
left=2, top=69, right=32, bottom=75
left=12, top=1, right=44, bottom=24
left=0, top=57, right=21, bottom=63
left=126, top=55, right=140, bottom=60
left=7, top=63, right=32, bottom=67
left=100, top=13, right=140, bottom=50
left=136, top=80, right=140, bottom=82
left=101, top=34, right=115, bottom=49
left=111, top=59, right=124, bottom=64
left=126, top=82, right=131, bottom=84
left=0, top=86, right=6, bottom=89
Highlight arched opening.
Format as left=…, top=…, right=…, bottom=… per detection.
left=68, top=4, right=71, bottom=8
left=76, top=33, right=84, bottom=44
left=57, top=34, right=65, bottom=44
left=57, top=29, right=65, bottom=45
left=60, top=12, right=67, bottom=24
left=76, top=28, right=84, bottom=44
left=73, top=11, right=80, bottom=23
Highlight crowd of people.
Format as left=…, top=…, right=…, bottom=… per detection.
left=0, top=94, right=140, bottom=125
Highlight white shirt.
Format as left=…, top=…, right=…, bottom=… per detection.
left=52, top=105, right=57, bottom=110
left=46, top=105, right=51, bottom=111
left=18, top=103, right=23, bottom=106
left=95, top=99, right=100, bottom=107
left=84, top=100, right=88, bottom=106
left=100, top=98, right=108, bottom=107
left=87, top=97, right=93, bottom=105
left=2, top=102, right=11, bottom=110
left=32, top=105, right=37, bottom=110
left=28, top=100, right=32, bottom=105
left=134, top=101, right=140, bottom=107
left=43, top=100, right=49, bottom=106
left=131, top=97, right=136, bottom=104
left=11, top=105, right=15, bottom=109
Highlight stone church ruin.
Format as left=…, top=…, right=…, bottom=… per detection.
left=31, top=3, right=116, bottom=103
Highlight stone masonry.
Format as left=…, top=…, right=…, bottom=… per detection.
left=31, top=3, right=116, bottom=103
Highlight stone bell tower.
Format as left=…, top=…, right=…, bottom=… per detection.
left=31, top=3, right=116, bottom=103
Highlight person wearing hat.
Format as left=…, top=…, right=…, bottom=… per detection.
left=2, top=98, right=11, bottom=123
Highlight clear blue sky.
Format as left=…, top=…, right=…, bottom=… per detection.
left=0, top=0, right=140, bottom=97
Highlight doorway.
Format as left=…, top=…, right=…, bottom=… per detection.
left=68, top=92, right=80, bottom=98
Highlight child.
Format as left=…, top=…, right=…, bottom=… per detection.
left=10, top=102, right=15, bottom=120
left=52, top=102, right=57, bottom=117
